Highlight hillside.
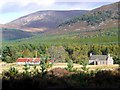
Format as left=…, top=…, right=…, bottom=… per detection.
left=5, top=10, right=88, bottom=32
left=2, top=2, right=119, bottom=42
left=57, top=2, right=119, bottom=34
left=2, top=28, right=33, bottom=41
left=1, top=24, right=35, bottom=41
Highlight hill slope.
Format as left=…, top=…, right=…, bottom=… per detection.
left=56, top=2, right=119, bottom=34
left=2, top=28, right=33, bottom=41
left=2, top=2, right=119, bottom=42
left=5, top=10, right=88, bottom=32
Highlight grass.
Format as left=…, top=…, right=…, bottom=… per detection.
left=87, top=64, right=119, bottom=70
left=0, top=62, right=119, bottom=74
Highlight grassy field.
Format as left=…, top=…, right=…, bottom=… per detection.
left=0, top=62, right=119, bottom=74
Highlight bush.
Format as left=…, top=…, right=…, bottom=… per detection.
left=66, top=60, right=74, bottom=72
left=80, top=60, right=89, bottom=72
left=40, top=55, right=53, bottom=76
left=2, top=67, right=18, bottom=79
left=23, top=64, right=31, bottom=76
left=113, top=55, right=120, bottom=64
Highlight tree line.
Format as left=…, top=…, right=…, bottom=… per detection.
left=1, top=44, right=120, bottom=64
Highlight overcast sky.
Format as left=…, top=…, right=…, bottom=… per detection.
left=0, top=0, right=119, bottom=24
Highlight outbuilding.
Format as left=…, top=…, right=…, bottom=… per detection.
left=16, top=58, right=40, bottom=65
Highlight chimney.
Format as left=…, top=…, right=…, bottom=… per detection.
left=90, top=53, right=92, bottom=57
left=107, top=53, right=110, bottom=58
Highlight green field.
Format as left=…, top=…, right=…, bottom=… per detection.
left=2, top=27, right=119, bottom=47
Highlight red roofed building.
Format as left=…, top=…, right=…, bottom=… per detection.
left=16, top=58, right=40, bottom=65
left=49, top=60, right=54, bottom=64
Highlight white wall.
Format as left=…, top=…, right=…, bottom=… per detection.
left=107, top=57, right=113, bottom=65
left=17, top=62, right=26, bottom=65
left=89, top=60, right=95, bottom=65
left=17, top=61, right=40, bottom=65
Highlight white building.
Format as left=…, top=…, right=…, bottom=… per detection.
left=89, top=53, right=113, bottom=65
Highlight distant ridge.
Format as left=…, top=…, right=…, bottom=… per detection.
left=6, top=10, right=88, bottom=32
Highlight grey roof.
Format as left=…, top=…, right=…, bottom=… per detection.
left=90, top=55, right=108, bottom=61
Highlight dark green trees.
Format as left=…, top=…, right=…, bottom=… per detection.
left=46, top=46, right=69, bottom=63
left=1, top=44, right=120, bottom=64
left=2, top=46, right=18, bottom=63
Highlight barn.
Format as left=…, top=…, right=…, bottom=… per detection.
left=16, top=58, right=40, bottom=65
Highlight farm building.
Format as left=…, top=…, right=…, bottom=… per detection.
left=89, top=53, right=113, bottom=65
left=16, top=58, right=40, bottom=65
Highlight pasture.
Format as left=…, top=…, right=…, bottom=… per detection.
left=0, top=61, right=119, bottom=74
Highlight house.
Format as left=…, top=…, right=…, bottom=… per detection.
left=16, top=58, right=40, bottom=65
left=89, top=53, right=113, bottom=65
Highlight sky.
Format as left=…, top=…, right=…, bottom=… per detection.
left=0, top=0, right=119, bottom=24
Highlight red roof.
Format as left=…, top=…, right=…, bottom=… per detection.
left=16, top=58, right=40, bottom=62
left=33, top=58, right=40, bottom=63
left=49, top=60, right=54, bottom=63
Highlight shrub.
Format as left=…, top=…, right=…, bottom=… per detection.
left=23, top=64, right=31, bottom=76
left=80, top=60, right=89, bottom=72
left=66, top=60, right=74, bottom=72
left=2, top=67, right=18, bottom=79
left=40, top=55, right=53, bottom=76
